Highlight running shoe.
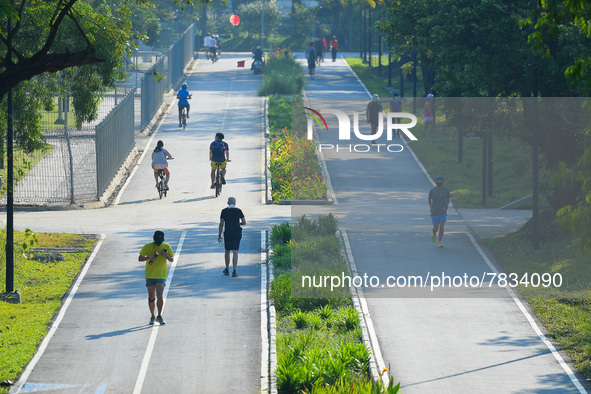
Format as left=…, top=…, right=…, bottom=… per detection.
left=221, top=177, right=226, bottom=185
left=223, top=268, right=229, bottom=276
left=178, top=123, right=182, bottom=127
left=431, top=234, right=436, bottom=243
left=149, top=316, right=156, bottom=325
left=156, top=315, right=166, bottom=325
left=211, top=184, right=215, bottom=189
left=232, top=270, right=238, bottom=277
left=437, top=241, right=443, bottom=248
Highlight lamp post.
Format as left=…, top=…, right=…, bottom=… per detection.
left=2, top=17, right=20, bottom=304
left=261, top=0, right=264, bottom=49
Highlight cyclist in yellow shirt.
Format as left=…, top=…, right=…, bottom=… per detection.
left=138, top=230, right=174, bottom=325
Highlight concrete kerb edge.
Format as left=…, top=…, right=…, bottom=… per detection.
left=264, top=98, right=274, bottom=205
left=266, top=229, right=278, bottom=394
left=84, top=146, right=140, bottom=209
left=260, top=230, right=270, bottom=394
left=338, top=229, right=390, bottom=388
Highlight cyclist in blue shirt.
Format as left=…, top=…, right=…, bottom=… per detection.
left=210, top=132, right=230, bottom=189
left=177, top=83, right=192, bottom=127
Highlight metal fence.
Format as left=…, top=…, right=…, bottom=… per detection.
left=167, top=24, right=196, bottom=91
left=96, top=90, right=136, bottom=195
left=140, top=58, right=166, bottom=130
left=2, top=25, right=195, bottom=206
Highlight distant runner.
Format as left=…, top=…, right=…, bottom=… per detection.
left=138, top=230, right=174, bottom=325
left=428, top=175, right=450, bottom=247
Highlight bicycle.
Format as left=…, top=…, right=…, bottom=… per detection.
left=180, top=107, right=188, bottom=130
left=156, top=169, right=167, bottom=199
left=213, top=162, right=224, bottom=197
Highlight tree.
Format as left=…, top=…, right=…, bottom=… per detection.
left=376, top=0, right=591, bottom=208
left=290, top=4, right=316, bottom=41
left=526, top=0, right=591, bottom=251
left=236, top=0, right=281, bottom=38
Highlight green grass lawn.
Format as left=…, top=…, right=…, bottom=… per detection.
left=0, top=231, right=97, bottom=392
left=346, top=57, right=426, bottom=99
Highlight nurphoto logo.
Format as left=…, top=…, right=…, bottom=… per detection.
left=304, top=108, right=419, bottom=153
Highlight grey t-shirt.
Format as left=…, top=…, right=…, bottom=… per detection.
left=429, top=186, right=450, bottom=216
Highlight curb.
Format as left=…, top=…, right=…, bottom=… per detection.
left=83, top=147, right=141, bottom=209
left=265, top=229, right=278, bottom=394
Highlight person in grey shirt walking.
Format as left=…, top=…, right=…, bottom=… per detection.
left=428, top=175, right=450, bottom=247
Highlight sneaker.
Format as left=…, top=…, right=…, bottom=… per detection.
left=431, top=234, right=436, bottom=243
left=232, top=270, right=238, bottom=277
left=210, top=184, right=215, bottom=189
left=149, top=316, right=156, bottom=325
left=156, top=315, right=166, bottom=325
left=221, top=177, right=226, bottom=185
left=164, top=183, right=169, bottom=190
left=437, top=241, right=444, bottom=248
left=186, top=115, right=189, bottom=118
left=223, top=268, right=229, bottom=276
left=178, top=123, right=182, bottom=127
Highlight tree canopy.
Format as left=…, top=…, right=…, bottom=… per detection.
left=526, top=0, right=591, bottom=251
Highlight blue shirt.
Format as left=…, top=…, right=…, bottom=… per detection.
left=210, top=140, right=229, bottom=163
left=178, top=89, right=191, bottom=105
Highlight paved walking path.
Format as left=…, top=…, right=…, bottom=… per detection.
left=7, top=53, right=290, bottom=393
left=298, top=52, right=588, bottom=393
left=3, top=51, right=587, bottom=393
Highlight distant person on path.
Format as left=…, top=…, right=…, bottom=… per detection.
left=428, top=175, right=450, bottom=247
left=208, top=33, right=218, bottom=60
left=203, top=33, right=212, bottom=59
left=321, top=35, right=328, bottom=59
left=177, top=82, right=191, bottom=127
left=138, top=230, right=174, bottom=325
left=314, top=38, right=324, bottom=64
left=306, top=42, right=317, bottom=79
left=218, top=197, right=246, bottom=277
left=251, top=45, right=264, bottom=70
left=330, top=36, right=338, bottom=62
left=389, top=93, right=402, bottom=138
left=151, top=140, right=174, bottom=190
left=366, top=94, right=384, bottom=143
left=423, top=93, right=435, bottom=137
left=210, top=132, right=230, bottom=189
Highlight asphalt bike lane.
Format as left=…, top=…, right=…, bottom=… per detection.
left=8, top=53, right=290, bottom=393
left=301, top=54, right=588, bottom=393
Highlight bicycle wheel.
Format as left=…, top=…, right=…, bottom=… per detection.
left=215, top=168, right=222, bottom=197
left=158, top=180, right=164, bottom=199
left=182, top=114, right=186, bottom=130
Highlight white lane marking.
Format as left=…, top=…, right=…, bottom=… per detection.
left=10, top=235, right=107, bottom=394
left=260, top=230, right=269, bottom=393
left=133, top=230, right=187, bottom=394
left=342, top=57, right=372, bottom=97
left=466, top=233, right=587, bottom=393
left=217, top=67, right=238, bottom=133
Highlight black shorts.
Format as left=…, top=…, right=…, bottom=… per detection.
left=224, top=230, right=242, bottom=251
left=179, top=104, right=190, bottom=112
